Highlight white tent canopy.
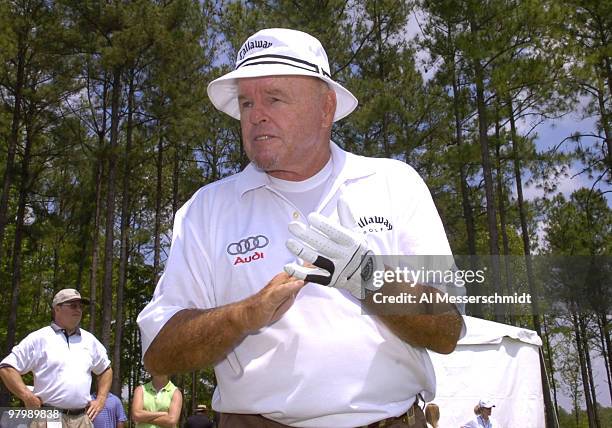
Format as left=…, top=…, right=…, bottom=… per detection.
left=428, top=316, right=545, bottom=427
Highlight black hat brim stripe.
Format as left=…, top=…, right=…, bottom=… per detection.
left=240, top=61, right=319, bottom=75
left=237, top=53, right=316, bottom=69
left=237, top=53, right=331, bottom=77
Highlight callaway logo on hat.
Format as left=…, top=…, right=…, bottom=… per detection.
left=207, top=28, right=358, bottom=122
left=52, top=288, right=90, bottom=307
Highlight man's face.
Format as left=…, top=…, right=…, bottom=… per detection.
left=238, top=75, right=336, bottom=181
left=53, top=300, right=83, bottom=331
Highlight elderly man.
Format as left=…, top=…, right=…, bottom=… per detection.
left=137, top=28, right=463, bottom=428
left=0, top=289, right=112, bottom=428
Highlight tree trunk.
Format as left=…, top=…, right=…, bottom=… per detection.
left=101, top=66, right=122, bottom=349
left=599, top=313, right=612, bottom=402
left=88, top=158, right=104, bottom=334
left=451, top=77, right=477, bottom=258
left=580, top=314, right=601, bottom=428
left=494, top=109, right=513, bottom=323
left=573, top=309, right=596, bottom=428
left=0, top=41, right=26, bottom=266
left=448, top=38, right=480, bottom=318
left=191, top=371, right=197, bottom=413
left=89, top=77, right=109, bottom=335
left=595, top=74, right=612, bottom=172
left=112, top=71, right=135, bottom=395
left=543, top=315, right=560, bottom=417
left=604, top=55, right=612, bottom=104
left=470, top=48, right=503, bottom=322
left=373, top=3, right=390, bottom=159
left=5, top=117, right=34, bottom=355
left=172, top=144, right=180, bottom=221
left=507, top=98, right=556, bottom=426
left=153, top=130, right=164, bottom=283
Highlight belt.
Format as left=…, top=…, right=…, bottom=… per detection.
left=361, top=400, right=421, bottom=428
left=60, top=408, right=88, bottom=416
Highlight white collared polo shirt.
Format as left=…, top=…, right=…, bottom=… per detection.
left=137, top=142, right=456, bottom=427
left=1, top=324, right=110, bottom=409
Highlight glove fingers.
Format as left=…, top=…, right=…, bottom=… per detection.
left=307, top=213, right=354, bottom=247
left=286, top=239, right=337, bottom=284
left=286, top=238, right=318, bottom=264
left=284, top=263, right=332, bottom=286
left=337, top=197, right=358, bottom=229
left=288, top=220, right=343, bottom=258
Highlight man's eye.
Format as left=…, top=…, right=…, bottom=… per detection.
left=241, top=101, right=253, bottom=109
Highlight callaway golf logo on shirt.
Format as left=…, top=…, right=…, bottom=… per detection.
left=357, top=215, right=393, bottom=233
left=227, top=234, right=269, bottom=265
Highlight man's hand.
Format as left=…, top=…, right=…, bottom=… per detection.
left=88, top=367, right=112, bottom=420
left=144, top=272, right=305, bottom=374
left=0, top=367, right=42, bottom=408
left=87, top=395, right=106, bottom=421
left=242, top=272, right=305, bottom=332
left=21, top=390, right=42, bottom=408
left=284, top=197, right=380, bottom=299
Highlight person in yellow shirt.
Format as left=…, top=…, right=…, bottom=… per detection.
left=131, top=374, right=182, bottom=428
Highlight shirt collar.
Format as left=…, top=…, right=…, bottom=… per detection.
left=50, top=322, right=81, bottom=336
left=147, top=380, right=173, bottom=393
left=235, top=141, right=375, bottom=198
left=477, top=415, right=491, bottom=427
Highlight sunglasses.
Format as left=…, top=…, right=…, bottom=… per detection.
left=59, top=302, right=84, bottom=310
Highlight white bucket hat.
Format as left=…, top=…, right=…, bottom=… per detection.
left=207, top=28, right=358, bottom=122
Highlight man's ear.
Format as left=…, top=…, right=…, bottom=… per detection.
left=321, top=88, right=337, bottom=128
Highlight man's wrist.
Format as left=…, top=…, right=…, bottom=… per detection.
left=230, top=300, right=255, bottom=336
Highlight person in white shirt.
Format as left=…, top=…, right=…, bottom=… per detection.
left=0, top=288, right=112, bottom=428
left=137, top=28, right=463, bottom=428
left=462, top=399, right=497, bottom=428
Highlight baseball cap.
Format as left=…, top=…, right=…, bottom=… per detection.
left=207, top=28, right=358, bottom=122
left=478, top=399, right=496, bottom=408
left=52, top=289, right=90, bottom=307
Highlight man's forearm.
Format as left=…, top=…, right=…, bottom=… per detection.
left=0, top=367, right=41, bottom=407
left=144, top=272, right=305, bottom=375
left=96, top=367, right=112, bottom=401
left=0, top=367, right=30, bottom=401
left=144, top=302, right=250, bottom=375
left=364, top=284, right=463, bottom=354
left=376, top=311, right=462, bottom=354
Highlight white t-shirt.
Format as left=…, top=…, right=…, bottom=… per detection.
left=0, top=323, right=110, bottom=409
left=137, top=142, right=459, bottom=427
left=268, top=156, right=333, bottom=216
left=462, top=415, right=496, bottom=428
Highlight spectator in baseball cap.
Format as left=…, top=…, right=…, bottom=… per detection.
left=462, top=398, right=497, bottom=428
left=0, top=288, right=111, bottom=427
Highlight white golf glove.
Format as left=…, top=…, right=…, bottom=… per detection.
left=284, top=198, right=381, bottom=299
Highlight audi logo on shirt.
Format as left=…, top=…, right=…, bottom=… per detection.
left=227, top=235, right=270, bottom=255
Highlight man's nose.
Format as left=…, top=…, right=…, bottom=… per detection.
left=249, top=104, right=268, bottom=125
